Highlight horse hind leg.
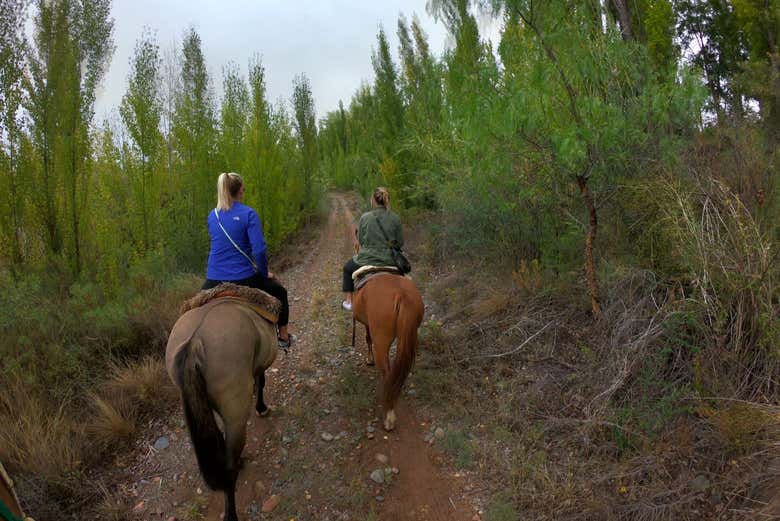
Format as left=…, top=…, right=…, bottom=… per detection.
left=255, top=370, right=270, bottom=416
left=369, top=332, right=396, bottom=430
left=222, top=385, right=252, bottom=521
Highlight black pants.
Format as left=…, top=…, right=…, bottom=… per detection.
left=202, top=273, right=289, bottom=327
left=343, top=258, right=361, bottom=292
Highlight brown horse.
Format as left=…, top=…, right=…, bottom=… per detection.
left=165, top=297, right=278, bottom=521
left=353, top=273, right=424, bottom=431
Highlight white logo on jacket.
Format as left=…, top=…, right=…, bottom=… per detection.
left=233, top=216, right=240, bottom=221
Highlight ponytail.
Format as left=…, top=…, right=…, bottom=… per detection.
left=216, top=173, right=243, bottom=211
left=372, top=187, right=390, bottom=209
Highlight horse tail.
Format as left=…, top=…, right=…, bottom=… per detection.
left=173, top=338, right=230, bottom=491
left=384, top=292, right=421, bottom=409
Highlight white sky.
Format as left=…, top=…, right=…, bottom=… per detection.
left=93, top=1, right=463, bottom=122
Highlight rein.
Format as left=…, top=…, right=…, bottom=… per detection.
left=351, top=315, right=356, bottom=348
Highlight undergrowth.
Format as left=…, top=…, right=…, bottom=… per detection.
left=0, top=265, right=196, bottom=519
left=408, top=172, right=779, bottom=521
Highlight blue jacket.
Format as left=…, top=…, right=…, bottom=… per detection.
left=206, top=202, right=268, bottom=280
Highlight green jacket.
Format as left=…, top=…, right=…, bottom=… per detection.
left=354, top=207, right=404, bottom=267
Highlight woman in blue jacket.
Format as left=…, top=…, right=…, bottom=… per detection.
left=202, top=172, right=295, bottom=349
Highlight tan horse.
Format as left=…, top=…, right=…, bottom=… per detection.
left=353, top=273, right=424, bottom=431
left=165, top=297, right=277, bottom=521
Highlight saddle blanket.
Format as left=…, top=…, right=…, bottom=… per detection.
left=353, top=265, right=404, bottom=291
left=180, top=282, right=281, bottom=324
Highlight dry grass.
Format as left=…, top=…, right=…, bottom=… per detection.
left=87, top=356, right=177, bottom=451
left=467, top=290, right=514, bottom=321
left=89, top=483, right=133, bottom=521
left=663, top=178, right=779, bottom=398
left=309, top=290, right=327, bottom=319
left=698, top=400, right=778, bottom=455
left=410, top=221, right=780, bottom=521
left=105, top=356, right=177, bottom=412
left=0, top=378, right=84, bottom=483
left=85, top=392, right=137, bottom=450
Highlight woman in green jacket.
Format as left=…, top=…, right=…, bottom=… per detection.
left=342, top=187, right=404, bottom=311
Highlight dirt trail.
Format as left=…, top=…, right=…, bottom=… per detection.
left=123, top=194, right=479, bottom=521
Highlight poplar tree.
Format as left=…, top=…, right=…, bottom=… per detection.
left=292, top=73, right=318, bottom=210
left=243, top=57, right=278, bottom=229
left=0, top=0, right=28, bottom=273
left=218, top=62, right=249, bottom=171
left=372, top=27, right=404, bottom=154
left=26, top=0, right=114, bottom=275
left=172, top=27, right=217, bottom=267
left=120, top=29, right=162, bottom=252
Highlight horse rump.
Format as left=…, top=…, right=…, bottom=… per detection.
left=174, top=341, right=231, bottom=491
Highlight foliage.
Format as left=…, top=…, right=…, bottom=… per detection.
left=320, top=2, right=705, bottom=316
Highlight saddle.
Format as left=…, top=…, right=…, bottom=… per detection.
left=352, top=265, right=402, bottom=292
left=180, top=283, right=281, bottom=324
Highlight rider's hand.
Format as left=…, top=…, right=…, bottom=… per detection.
left=267, top=270, right=275, bottom=279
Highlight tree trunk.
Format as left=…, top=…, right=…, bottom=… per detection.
left=577, top=175, right=602, bottom=319
left=765, top=22, right=780, bottom=140
left=70, top=133, right=81, bottom=276
left=608, top=0, right=634, bottom=41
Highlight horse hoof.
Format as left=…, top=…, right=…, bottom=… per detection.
left=256, top=407, right=271, bottom=417
left=365, top=358, right=375, bottom=366
left=383, top=410, right=396, bottom=431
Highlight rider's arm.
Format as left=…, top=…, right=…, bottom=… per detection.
left=247, top=210, right=269, bottom=278
left=352, top=217, right=360, bottom=253
left=395, top=215, right=404, bottom=249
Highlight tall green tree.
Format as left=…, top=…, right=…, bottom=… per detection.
left=291, top=73, right=318, bottom=210
left=731, top=0, right=780, bottom=135
left=26, top=0, right=114, bottom=275
left=372, top=27, right=404, bottom=152
left=218, top=61, right=249, bottom=171
left=172, top=26, right=217, bottom=268
left=0, top=0, right=28, bottom=274
left=120, top=28, right=162, bottom=252
left=676, top=0, right=748, bottom=118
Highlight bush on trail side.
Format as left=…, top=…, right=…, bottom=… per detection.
left=414, top=269, right=779, bottom=519
left=407, top=169, right=779, bottom=519
left=0, top=266, right=195, bottom=518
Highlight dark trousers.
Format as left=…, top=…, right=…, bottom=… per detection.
left=202, top=273, right=289, bottom=327
left=343, top=258, right=361, bottom=292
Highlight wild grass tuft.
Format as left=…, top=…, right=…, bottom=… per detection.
left=89, top=484, right=132, bottom=521
left=441, top=428, right=476, bottom=469
left=85, top=392, right=137, bottom=450
left=0, top=378, right=84, bottom=484
left=698, top=401, right=777, bottom=455
left=335, top=364, right=374, bottom=412
left=105, top=356, right=177, bottom=413
left=485, top=494, right=519, bottom=521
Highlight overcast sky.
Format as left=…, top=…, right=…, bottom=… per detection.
left=93, top=1, right=466, bottom=122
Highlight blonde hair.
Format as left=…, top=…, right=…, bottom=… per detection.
left=216, top=172, right=243, bottom=211
left=372, top=186, right=390, bottom=209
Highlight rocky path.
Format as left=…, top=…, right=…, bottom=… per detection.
left=121, top=194, right=481, bottom=521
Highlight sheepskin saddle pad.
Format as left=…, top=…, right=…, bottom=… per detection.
left=180, top=282, right=281, bottom=324
left=353, top=265, right=402, bottom=292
